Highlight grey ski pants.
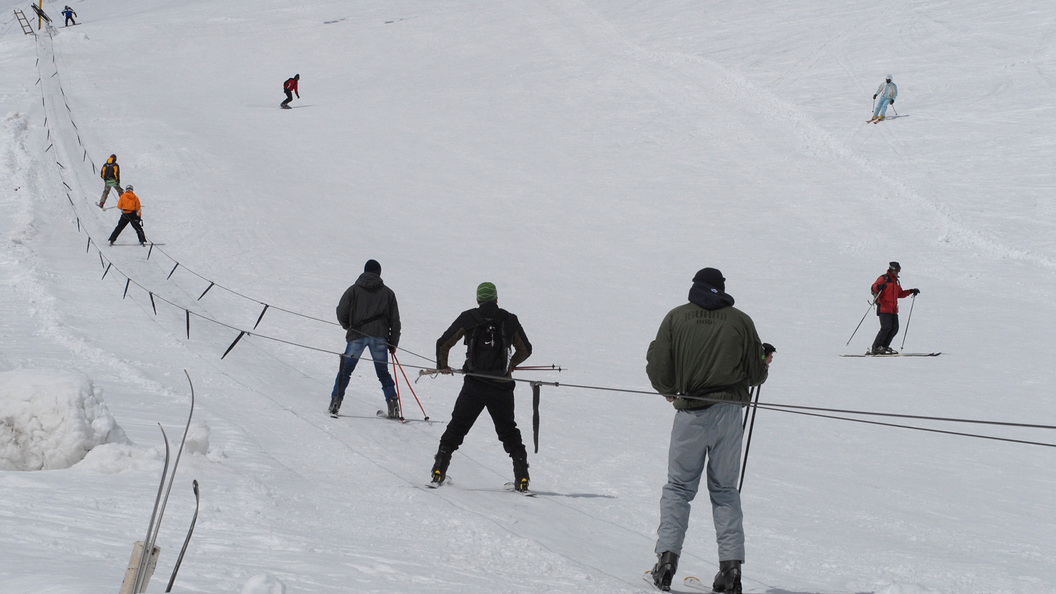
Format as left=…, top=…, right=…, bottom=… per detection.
left=655, top=402, right=745, bottom=562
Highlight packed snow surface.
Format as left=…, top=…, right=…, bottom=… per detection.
left=0, top=0, right=1053, bottom=593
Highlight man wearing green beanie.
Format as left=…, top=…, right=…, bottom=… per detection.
left=430, top=282, right=534, bottom=491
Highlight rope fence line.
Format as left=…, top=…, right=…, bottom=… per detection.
left=29, top=28, right=1056, bottom=451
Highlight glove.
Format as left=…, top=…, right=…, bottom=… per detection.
left=873, top=94, right=877, bottom=100
left=889, top=99, right=894, bottom=105
left=911, top=288, right=920, bottom=295
left=877, top=283, right=887, bottom=292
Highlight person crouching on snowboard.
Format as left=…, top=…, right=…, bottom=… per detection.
left=107, top=186, right=147, bottom=246
left=281, top=74, right=300, bottom=109
left=430, top=282, right=533, bottom=492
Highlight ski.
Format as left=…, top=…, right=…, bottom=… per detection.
left=682, top=576, right=711, bottom=592
left=642, top=569, right=691, bottom=592
left=165, top=480, right=200, bottom=592
left=377, top=409, right=404, bottom=422
left=841, top=352, right=941, bottom=357
left=503, top=482, right=537, bottom=497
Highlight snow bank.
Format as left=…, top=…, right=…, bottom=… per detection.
left=0, top=369, right=129, bottom=471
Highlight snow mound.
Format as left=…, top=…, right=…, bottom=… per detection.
left=241, top=573, right=286, bottom=594
left=0, top=369, right=129, bottom=471
left=183, top=420, right=210, bottom=456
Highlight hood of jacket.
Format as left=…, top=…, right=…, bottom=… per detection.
left=354, top=272, right=384, bottom=292
left=688, top=281, right=735, bottom=310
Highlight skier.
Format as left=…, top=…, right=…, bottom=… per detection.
left=61, top=5, right=76, bottom=26
left=430, top=282, right=533, bottom=491
left=646, top=268, right=772, bottom=593
left=869, top=262, right=919, bottom=355
left=98, top=154, right=121, bottom=208
left=870, top=74, right=898, bottom=122
left=107, top=186, right=147, bottom=246
left=329, top=259, right=401, bottom=418
left=281, top=74, right=300, bottom=109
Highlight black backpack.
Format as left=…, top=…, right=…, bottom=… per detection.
left=465, top=310, right=510, bottom=375
left=101, top=162, right=118, bottom=180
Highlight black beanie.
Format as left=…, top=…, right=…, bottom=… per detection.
left=692, top=267, right=725, bottom=292
left=364, top=259, right=381, bottom=274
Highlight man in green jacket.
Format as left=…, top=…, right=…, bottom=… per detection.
left=646, top=268, right=773, bottom=593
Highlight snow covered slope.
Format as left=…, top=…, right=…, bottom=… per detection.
left=1, top=0, right=1053, bottom=592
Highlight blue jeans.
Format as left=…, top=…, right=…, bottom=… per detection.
left=331, top=337, right=397, bottom=402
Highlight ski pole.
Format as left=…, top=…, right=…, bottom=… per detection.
left=846, top=298, right=878, bottom=346
left=738, top=385, right=762, bottom=492
left=392, top=353, right=430, bottom=420
left=890, top=104, right=898, bottom=117
left=900, top=294, right=916, bottom=350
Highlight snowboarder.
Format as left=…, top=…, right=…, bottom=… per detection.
left=869, top=262, right=919, bottom=355
left=870, top=74, right=898, bottom=122
left=98, top=154, right=121, bottom=208
left=281, top=74, right=300, bottom=109
left=62, top=6, right=76, bottom=27
left=430, top=282, right=533, bottom=491
left=107, top=186, right=147, bottom=246
left=646, top=268, right=772, bottom=593
left=329, top=259, right=401, bottom=418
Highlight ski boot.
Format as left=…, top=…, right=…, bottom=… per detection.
left=650, top=551, right=678, bottom=591
left=431, top=445, right=452, bottom=486
left=328, top=397, right=341, bottom=418
left=386, top=398, right=401, bottom=420
left=712, top=560, right=742, bottom=594
left=512, top=455, right=530, bottom=492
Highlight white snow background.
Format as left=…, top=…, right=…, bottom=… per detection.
left=1, top=0, right=1054, bottom=592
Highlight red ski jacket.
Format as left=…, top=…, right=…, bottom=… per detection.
left=283, top=77, right=299, bottom=96
left=872, top=273, right=912, bottom=314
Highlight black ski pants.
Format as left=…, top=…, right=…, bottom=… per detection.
left=108, top=212, right=147, bottom=244
left=281, top=89, right=293, bottom=107
left=440, top=378, right=527, bottom=460
left=872, top=313, right=900, bottom=350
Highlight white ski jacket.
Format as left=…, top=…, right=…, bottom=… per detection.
left=875, top=81, right=898, bottom=102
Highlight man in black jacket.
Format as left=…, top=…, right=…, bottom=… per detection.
left=430, top=282, right=533, bottom=491
left=330, top=259, right=401, bottom=418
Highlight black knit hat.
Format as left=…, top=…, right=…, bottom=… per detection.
left=888, top=261, right=901, bottom=271
left=692, top=268, right=725, bottom=292
left=364, top=259, right=381, bottom=274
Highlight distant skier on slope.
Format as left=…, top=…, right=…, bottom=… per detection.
left=645, top=268, right=772, bottom=593
left=430, top=282, right=533, bottom=492
left=98, top=154, right=121, bottom=208
left=107, top=186, right=148, bottom=246
left=330, top=259, right=402, bottom=418
left=62, top=6, right=77, bottom=26
left=281, top=74, right=300, bottom=109
left=868, top=262, right=919, bottom=355
left=870, top=74, right=898, bottom=122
